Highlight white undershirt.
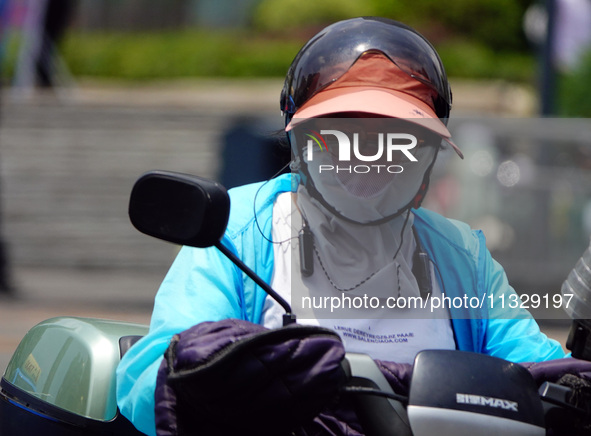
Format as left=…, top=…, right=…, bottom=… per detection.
left=262, top=192, right=456, bottom=364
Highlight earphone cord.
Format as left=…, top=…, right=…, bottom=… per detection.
left=253, top=160, right=299, bottom=245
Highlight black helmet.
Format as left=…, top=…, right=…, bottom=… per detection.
left=281, top=18, right=460, bottom=225
left=280, top=17, right=452, bottom=128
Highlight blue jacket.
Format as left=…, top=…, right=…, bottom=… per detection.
left=116, top=174, right=565, bottom=436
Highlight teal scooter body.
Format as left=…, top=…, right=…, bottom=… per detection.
left=0, top=316, right=148, bottom=435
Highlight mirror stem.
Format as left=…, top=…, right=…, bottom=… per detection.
left=215, top=241, right=296, bottom=326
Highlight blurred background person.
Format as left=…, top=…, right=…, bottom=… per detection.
left=12, top=0, right=77, bottom=95
left=554, top=0, right=591, bottom=72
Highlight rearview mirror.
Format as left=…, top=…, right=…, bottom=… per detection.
left=129, top=170, right=230, bottom=248
left=129, top=170, right=295, bottom=325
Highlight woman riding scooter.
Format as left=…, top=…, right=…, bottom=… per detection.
left=117, top=17, right=568, bottom=436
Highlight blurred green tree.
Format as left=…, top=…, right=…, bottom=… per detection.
left=253, top=0, right=532, bottom=51
left=559, top=49, right=591, bottom=116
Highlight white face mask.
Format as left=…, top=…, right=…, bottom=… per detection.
left=291, top=118, right=440, bottom=224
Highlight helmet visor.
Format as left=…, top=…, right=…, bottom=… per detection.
left=282, top=17, right=451, bottom=119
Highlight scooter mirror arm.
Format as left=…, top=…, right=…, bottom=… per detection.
left=215, top=241, right=296, bottom=326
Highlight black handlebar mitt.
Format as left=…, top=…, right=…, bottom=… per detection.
left=154, top=318, right=347, bottom=436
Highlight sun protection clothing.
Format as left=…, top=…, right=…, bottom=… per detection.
left=116, top=173, right=565, bottom=436
left=264, top=190, right=458, bottom=364
left=280, top=17, right=463, bottom=158
left=285, top=52, right=463, bottom=159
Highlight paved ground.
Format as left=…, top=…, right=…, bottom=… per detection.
left=0, top=79, right=570, bottom=374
